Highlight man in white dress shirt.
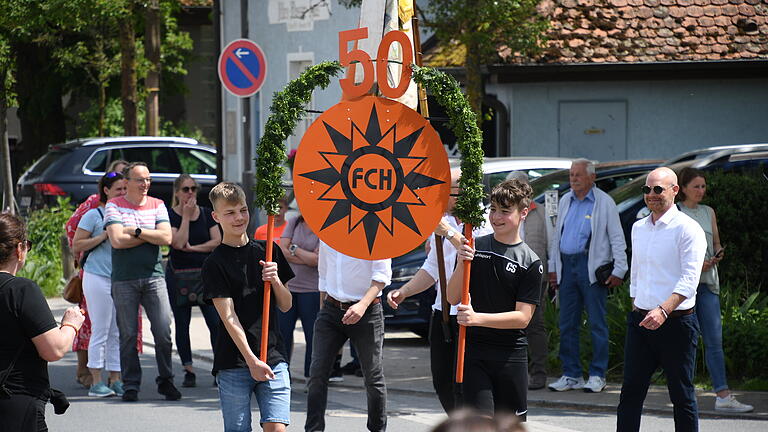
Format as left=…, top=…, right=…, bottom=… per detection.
left=305, top=244, right=391, bottom=432
left=616, top=167, right=706, bottom=432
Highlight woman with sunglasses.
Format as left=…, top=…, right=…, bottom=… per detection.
left=72, top=172, right=128, bottom=397
left=676, top=167, right=753, bottom=413
left=0, top=212, right=85, bottom=431
left=167, top=174, right=221, bottom=387
left=64, top=160, right=145, bottom=388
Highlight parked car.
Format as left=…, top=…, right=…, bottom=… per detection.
left=663, top=143, right=768, bottom=165
left=530, top=159, right=663, bottom=204
left=611, top=148, right=768, bottom=246
left=16, top=136, right=217, bottom=214
left=383, top=156, right=574, bottom=337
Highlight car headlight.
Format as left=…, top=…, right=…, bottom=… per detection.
left=391, top=266, right=420, bottom=283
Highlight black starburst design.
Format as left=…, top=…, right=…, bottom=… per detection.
left=299, top=104, right=445, bottom=253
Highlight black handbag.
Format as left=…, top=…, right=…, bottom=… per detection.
left=595, top=260, right=628, bottom=288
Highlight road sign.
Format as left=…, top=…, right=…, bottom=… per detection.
left=293, top=95, right=450, bottom=260
left=218, top=39, right=267, bottom=98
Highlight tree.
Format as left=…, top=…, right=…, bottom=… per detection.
left=119, top=0, right=139, bottom=136
left=0, top=35, right=16, bottom=213
left=425, top=0, right=548, bottom=128
left=144, top=0, right=161, bottom=136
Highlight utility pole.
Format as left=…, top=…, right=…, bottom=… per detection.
left=145, top=0, right=161, bottom=136
left=240, top=0, right=254, bottom=213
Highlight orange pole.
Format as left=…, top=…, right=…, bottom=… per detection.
left=455, top=223, right=474, bottom=383
left=260, top=214, right=275, bottom=362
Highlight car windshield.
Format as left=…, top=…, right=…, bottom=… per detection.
left=530, top=169, right=569, bottom=197
left=25, top=150, right=67, bottom=177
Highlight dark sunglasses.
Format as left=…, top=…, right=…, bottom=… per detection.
left=642, top=185, right=673, bottom=195
left=181, top=186, right=198, bottom=193
left=20, top=240, right=32, bottom=251
left=105, top=171, right=121, bottom=178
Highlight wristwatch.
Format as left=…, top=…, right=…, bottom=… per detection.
left=289, top=243, right=298, bottom=256
left=444, top=230, right=456, bottom=240
left=134, top=227, right=142, bottom=238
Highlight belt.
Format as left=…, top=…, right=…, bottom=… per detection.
left=635, top=307, right=693, bottom=319
left=324, top=295, right=380, bottom=311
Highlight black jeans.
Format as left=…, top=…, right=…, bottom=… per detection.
left=617, top=311, right=700, bottom=432
left=305, top=301, right=386, bottom=432
left=428, top=310, right=458, bottom=413
left=462, top=346, right=529, bottom=420
left=0, top=394, right=47, bottom=432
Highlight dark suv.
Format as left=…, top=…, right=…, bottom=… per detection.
left=16, top=136, right=217, bottom=213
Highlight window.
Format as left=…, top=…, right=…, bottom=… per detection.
left=84, top=149, right=109, bottom=173
left=117, top=147, right=180, bottom=174
left=177, top=148, right=216, bottom=176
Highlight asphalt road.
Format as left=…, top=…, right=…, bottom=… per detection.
left=43, top=345, right=768, bottom=432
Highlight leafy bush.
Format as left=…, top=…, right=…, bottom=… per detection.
left=17, top=197, right=73, bottom=297
left=703, top=167, right=768, bottom=290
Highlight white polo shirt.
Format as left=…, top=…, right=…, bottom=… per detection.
left=629, top=204, right=706, bottom=311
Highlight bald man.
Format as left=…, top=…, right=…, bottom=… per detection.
left=617, top=168, right=707, bottom=432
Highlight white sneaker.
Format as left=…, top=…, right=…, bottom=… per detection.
left=715, top=394, right=754, bottom=413
left=548, top=375, right=585, bottom=392
left=583, top=376, right=606, bottom=393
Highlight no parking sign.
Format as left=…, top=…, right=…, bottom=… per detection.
left=218, top=39, right=267, bottom=98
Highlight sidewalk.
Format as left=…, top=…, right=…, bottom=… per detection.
left=49, top=297, right=768, bottom=421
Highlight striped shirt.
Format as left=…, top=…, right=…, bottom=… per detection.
left=105, top=196, right=170, bottom=281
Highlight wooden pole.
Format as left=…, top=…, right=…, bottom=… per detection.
left=260, top=214, right=275, bottom=361
left=455, top=223, right=474, bottom=383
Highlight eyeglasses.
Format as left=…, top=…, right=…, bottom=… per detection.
left=181, top=186, right=198, bottom=193
left=642, top=185, right=674, bottom=195
left=105, top=171, right=120, bottom=178
left=20, top=240, right=32, bottom=251
left=130, top=177, right=152, bottom=184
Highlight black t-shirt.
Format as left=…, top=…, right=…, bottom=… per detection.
left=202, top=240, right=294, bottom=373
left=169, top=206, right=218, bottom=269
left=0, top=273, right=58, bottom=398
left=466, top=234, right=543, bottom=359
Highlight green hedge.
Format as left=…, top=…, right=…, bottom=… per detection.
left=17, top=197, right=73, bottom=297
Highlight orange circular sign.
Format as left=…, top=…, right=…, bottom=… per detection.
left=293, top=95, right=450, bottom=260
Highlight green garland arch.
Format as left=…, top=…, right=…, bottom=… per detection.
left=254, top=61, right=344, bottom=214
left=412, top=65, right=485, bottom=227
left=254, top=62, right=484, bottom=228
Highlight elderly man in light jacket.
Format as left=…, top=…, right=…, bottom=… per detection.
left=547, top=159, right=627, bottom=393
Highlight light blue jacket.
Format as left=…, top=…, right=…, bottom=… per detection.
left=549, top=186, right=628, bottom=284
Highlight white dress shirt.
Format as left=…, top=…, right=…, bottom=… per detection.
left=630, top=204, right=706, bottom=311
left=421, top=215, right=493, bottom=314
left=318, top=241, right=392, bottom=302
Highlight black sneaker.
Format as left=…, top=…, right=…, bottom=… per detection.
left=157, top=380, right=182, bottom=401
left=122, top=389, right=139, bottom=402
left=340, top=361, right=360, bottom=375
left=329, top=367, right=344, bottom=383
left=182, top=371, right=196, bottom=388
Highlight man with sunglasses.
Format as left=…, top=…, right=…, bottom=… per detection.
left=617, top=167, right=706, bottom=432
left=104, top=162, right=181, bottom=402
left=548, top=159, right=627, bottom=393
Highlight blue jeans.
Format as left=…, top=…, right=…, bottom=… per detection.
left=617, top=310, right=699, bottom=432
left=112, top=276, right=174, bottom=391
left=558, top=253, right=608, bottom=378
left=216, top=363, right=291, bottom=431
left=696, top=284, right=728, bottom=392
left=278, top=291, right=320, bottom=377
left=165, top=268, right=220, bottom=366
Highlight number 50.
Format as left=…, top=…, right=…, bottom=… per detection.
left=338, top=27, right=414, bottom=100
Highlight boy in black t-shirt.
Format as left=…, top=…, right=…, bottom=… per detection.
left=202, top=182, right=294, bottom=432
left=447, top=179, right=544, bottom=421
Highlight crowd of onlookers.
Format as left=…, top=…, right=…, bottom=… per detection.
left=0, top=157, right=755, bottom=432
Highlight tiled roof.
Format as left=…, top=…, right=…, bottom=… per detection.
left=427, top=0, right=768, bottom=66
left=520, top=0, right=768, bottom=63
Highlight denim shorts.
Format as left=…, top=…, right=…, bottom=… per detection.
left=216, top=362, right=291, bottom=430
